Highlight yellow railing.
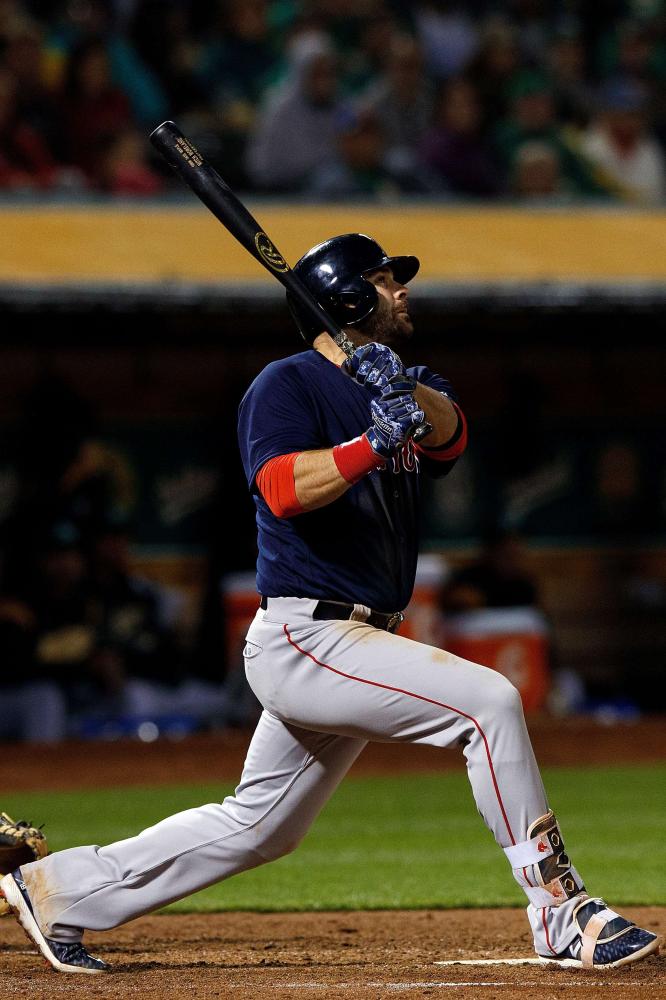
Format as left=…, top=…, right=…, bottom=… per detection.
left=2, top=204, right=664, bottom=283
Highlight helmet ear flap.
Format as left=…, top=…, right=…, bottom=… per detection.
left=332, top=287, right=370, bottom=313
left=330, top=279, right=378, bottom=326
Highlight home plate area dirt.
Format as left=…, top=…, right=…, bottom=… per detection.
left=2, top=720, right=665, bottom=999
left=1, top=908, right=664, bottom=1000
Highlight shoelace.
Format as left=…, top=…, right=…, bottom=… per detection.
left=57, top=942, right=99, bottom=965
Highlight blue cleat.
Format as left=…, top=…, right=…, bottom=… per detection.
left=0, top=869, right=109, bottom=974
left=539, top=895, right=660, bottom=969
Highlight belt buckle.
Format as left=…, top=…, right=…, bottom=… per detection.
left=386, top=612, right=404, bottom=633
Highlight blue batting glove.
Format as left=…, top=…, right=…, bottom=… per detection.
left=343, top=343, right=405, bottom=392
left=365, top=392, right=426, bottom=460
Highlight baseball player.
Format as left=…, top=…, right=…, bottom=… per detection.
left=1, top=234, right=659, bottom=974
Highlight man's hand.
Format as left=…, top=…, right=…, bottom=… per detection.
left=366, top=392, right=425, bottom=460
left=343, top=343, right=405, bottom=392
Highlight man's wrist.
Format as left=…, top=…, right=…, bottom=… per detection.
left=333, top=434, right=386, bottom=483
left=414, top=402, right=467, bottom=459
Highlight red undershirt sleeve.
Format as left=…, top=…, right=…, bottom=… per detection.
left=256, top=453, right=305, bottom=518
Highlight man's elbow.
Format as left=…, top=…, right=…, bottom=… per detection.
left=256, top=453, right=305, bottom=518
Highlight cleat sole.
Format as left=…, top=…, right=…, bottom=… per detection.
left=0, top=873, right=108, bottom=975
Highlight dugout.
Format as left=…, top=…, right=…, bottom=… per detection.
left=0, top=202, right=664, bottom=712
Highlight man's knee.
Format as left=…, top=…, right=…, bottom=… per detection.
left=253, top=826, right=303, bottom=862
left=483, top=672, right=524, bottom=721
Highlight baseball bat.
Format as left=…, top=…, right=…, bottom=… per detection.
left=149, top=120, right=431, bottom=439
left=149, top=120, right=355, bottom=358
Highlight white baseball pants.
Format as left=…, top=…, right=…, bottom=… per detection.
left=19, top=597, right=582, bottom=956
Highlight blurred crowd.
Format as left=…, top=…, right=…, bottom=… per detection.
left=0, top=378, right=232, bottom=743
left=0, top=0, right=664, bottom=202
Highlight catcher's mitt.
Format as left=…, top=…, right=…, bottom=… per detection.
left=0, top=812, right=48, bottom=916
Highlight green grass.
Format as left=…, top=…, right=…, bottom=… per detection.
left=4, top=765, right=664, bottom=911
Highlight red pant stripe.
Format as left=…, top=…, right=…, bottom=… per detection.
left=283, top=624, right=517, bottom=846
left=542, top=907, right=558, bottom=955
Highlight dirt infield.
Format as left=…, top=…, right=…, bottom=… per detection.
left=2, top=717, right=665, bottom=998
left=4, top=714, right=666, bottom=792
left=1, top=908, right=664, bottom=1000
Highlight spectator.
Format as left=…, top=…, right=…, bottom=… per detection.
left=441, top=528, right=539, bottom=613
left=0, top=0, right=31, bottom=46
left=131, top=0, right=203, bottom=112
left=97, top=127, right=164, bottom=196
left=195, top=0, right=282, bottom=188
left=360, top=34, right=436, bottom=179
left=0, top=68, right=58, bottom=189
left=339, top=8, right=405, bottom=95
left=510, top=0, right=552, bottom=65
left=308, top=106, right=432, bottom=198
left=1, top=24, right=63, bottom=154
left=467, top=19, right=521, bottom=127
left=0, top=521, right=99, bottom=741
left=246, top=33, right=342, bottom=192
left=198, top=0, right=280, bottom=113
left=581, top=78, right=665, bottom=204
left=413, top=1, right=479, bottom=80
left=420, top=77, right=500, bottom=196
left=547, top=26, right=597, bottom=128
left=0, top=564, right=67, bottom=743
left=44, top=0, right=168, bottom=126
left=3, top=376, right=132, bottom=594
left=511, top=141, right=568, bottom=201
left=88, top=516, right=183, bottom=696
left=597, top=17, right=666, bottom=94
left=494, top=69, right=603, bottom=197
left=88, top=516, right=229, bottom=727
left=59, top=38, right=133, bottom=185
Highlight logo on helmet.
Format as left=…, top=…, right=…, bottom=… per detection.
left=255, top=232, right=289, bottom=273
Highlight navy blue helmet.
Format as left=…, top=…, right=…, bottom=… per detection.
left=288, top=233, right=420, bottom=344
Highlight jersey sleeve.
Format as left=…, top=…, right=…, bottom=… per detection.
left=408, top=364, right=466, bottom=479
left=409, top=364, right=459, bottom=402
left=237, top=360, right=325, bottom=490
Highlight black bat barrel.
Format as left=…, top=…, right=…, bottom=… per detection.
left=149, top=121, right=348, bottom=347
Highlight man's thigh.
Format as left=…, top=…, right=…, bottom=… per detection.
left=245, top=614, right=515, bottom=745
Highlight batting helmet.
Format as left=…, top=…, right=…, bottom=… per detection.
left=288, top=233, right=420, bottom=344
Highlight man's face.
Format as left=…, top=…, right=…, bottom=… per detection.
left=353, top=267, right=413, bottom=347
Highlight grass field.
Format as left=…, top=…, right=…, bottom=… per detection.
left=5, top=765, right=664, bottom=911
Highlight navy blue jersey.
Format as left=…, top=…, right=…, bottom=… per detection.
left=238, top=350, right=460, bottom=612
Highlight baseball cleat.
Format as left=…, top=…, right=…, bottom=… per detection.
left=539, top=895, right=660, bottom=969
left=0, top=869, right=109, bottom=973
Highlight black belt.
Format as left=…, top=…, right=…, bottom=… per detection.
left=260, top=596, right=404, bottom=633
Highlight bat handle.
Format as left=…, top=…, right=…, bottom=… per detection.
left=334, top=331, right=355, bottom=359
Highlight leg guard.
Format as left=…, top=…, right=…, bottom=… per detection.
left=503, top=810, right=585, bottom=907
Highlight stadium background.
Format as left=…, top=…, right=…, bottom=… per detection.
left=1, top=1, right=665, bottom=996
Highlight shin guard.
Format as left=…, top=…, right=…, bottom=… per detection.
left=504, top=811, right=585, bottom=908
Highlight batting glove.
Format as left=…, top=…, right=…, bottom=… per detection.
left=381, top=372, right=418, bottom=398
left=366, top=392, right=426, bottom=460
left=343, top=343, right=405, bottom=392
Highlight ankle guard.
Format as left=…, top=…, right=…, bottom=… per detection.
left=504, top=810, right=585, bottom=907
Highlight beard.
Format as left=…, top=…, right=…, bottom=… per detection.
left=354, top=295, right=414, bottom=348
